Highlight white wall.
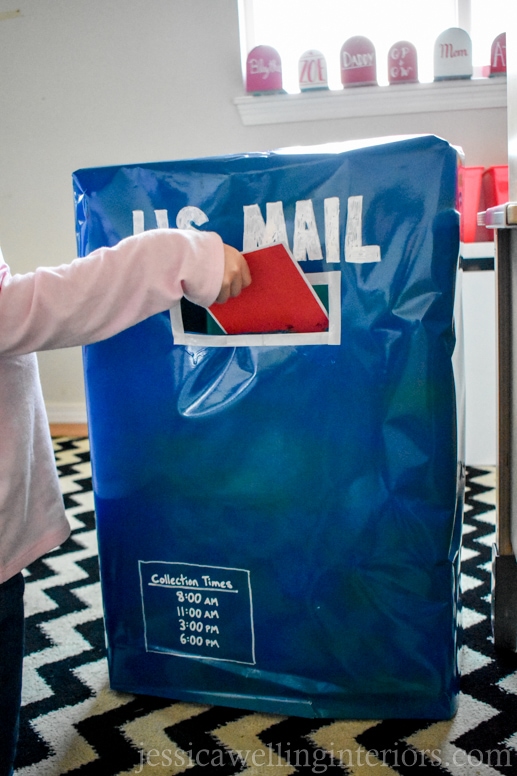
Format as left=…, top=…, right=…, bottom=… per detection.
left=462, top=270, right=497, bottom=465
left=0, top=0, right=505, bottom=461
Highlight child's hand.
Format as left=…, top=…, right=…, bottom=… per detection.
left=215, top=245, right=252, bottom=304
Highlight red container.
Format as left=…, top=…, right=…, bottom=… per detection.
left=340, top=36, right=377, bottom=87
left=483, top=165, right=509, bottom=206
left=490, top=33, right=506, bottom=76
left=388, top=41, right=418, bottom=84
left=476, top=165, right=509, bottom=241
left=246, top=45, right=283, bottom=94
left=457, top=166, right=484, bottom=242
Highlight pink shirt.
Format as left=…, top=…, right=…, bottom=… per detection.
left=0, top=228, right=224, bottom=583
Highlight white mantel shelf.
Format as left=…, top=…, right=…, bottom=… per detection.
left=234, top=77, right=507, bottom=126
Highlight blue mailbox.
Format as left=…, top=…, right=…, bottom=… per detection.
left=74, top=135, right=464, bottom=719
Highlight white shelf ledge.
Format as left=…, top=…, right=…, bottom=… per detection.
left=460, top=241, right=495, bottom=259
left=234, top=77, right=507, bottom=126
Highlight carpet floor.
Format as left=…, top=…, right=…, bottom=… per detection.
left=13, top=437, right=517, bottom=775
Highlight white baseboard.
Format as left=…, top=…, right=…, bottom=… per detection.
left=45, top=402, right=87, bottom=424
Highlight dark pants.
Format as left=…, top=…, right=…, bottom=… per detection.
left=0, top=573, right=25, bottom=776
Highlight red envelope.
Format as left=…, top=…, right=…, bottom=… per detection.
left=208, top=243, right=329, bottom=335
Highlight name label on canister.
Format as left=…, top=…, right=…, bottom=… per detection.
left=434, top=28, right=472, bottom=81
left=490, top=32, right=506, bottom=76
left=246, top=45, right=283, bottom=94
left=341, top=36, right=377, bottom=87
left=299, top=50, right=328, bottom=91
left=388, top=41, right=418, bottom=84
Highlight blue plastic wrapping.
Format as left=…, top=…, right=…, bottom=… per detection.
left=74, top=135, right=464, bottom=719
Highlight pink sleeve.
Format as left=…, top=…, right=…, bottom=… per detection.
left=0, top=228, right=224, bottom=356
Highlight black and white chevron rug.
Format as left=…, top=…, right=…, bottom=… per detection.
left=13, top=437, right=517, bottom=775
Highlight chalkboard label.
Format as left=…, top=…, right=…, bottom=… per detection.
left=139, top=561, right=256, bottom=664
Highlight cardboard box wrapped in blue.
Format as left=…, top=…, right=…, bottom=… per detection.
left=74, top=135, right=464, bottom=719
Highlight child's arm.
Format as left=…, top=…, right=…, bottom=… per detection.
left=0, top=229, right=247, bottom=356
